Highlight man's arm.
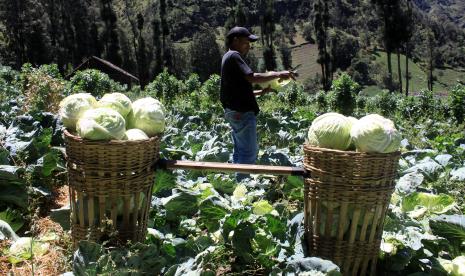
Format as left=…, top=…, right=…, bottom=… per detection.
left=245, top=71, right=295, bottom=84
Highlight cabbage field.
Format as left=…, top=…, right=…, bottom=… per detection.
left=0, top=64, right=465, bottom=275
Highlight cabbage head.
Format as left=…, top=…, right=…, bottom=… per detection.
left=124, top=129, right=149, bottom=141
left=258, top=73, right=292, bottom=92
left=350, top=114, right=401, bottom=153
left=97, top=92, right=132, bottom=118
left=307, top=112, right=352, bottom=150
left=127, top=97, right=165, bottom=136
left=76, top=108, right=126, bottom=140
left=59, top=93, right=97, bottom=130
left=451, top=256, right=465, bottom=276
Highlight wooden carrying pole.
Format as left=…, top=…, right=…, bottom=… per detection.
left=157, top=159, right=307, bottom=176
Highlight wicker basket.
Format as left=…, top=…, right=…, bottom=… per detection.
left=303, top=144, right=400, bottom=276
left=64, top=130, right=161, bottom=246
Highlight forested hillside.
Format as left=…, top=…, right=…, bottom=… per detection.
left=0, top=0, right=464, bottom=91
left=413, top=0, right=465, bottom=28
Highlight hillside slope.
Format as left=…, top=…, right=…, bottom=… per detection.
left=287, top=43, right=465, bottom=95
left=413, top=0, right=465, bottom=28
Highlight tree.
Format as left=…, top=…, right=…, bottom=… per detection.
left=279, top=37, right=292, bottom=70
left=371, top=0, right=402, bottom=92
left=260, top=0, right=277, bottom=71
left=136, top=14, right=149, bottom=87
left=235, top=0, right=248, bottom=27
left=328, top=29, right=360, bottom=73
left=280, top=12, right=296, bottom=44
left=159, top=0, right=172, bottom=71
left=152, top=17, right=163, bottom=76
left=100, top=0, right=122, bottom=66
left=0, top=0, right=50, bottom=68
left=313, top=0, right=331, bottom=91
left=404, top=0, right=414, bottom=96
left=425, top=28, right=436, bottom=92
left=190, top=27, right=222, bottom=81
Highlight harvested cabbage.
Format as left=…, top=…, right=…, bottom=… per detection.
left=9, top=237, right=49, bottom=263
left=307, top=113, right=353, bottom=150
left=76, top=108, right=126, bottom=140
left=258, top=72, right=292, bottom=92
left=350, top=114, right=401, bottom=153
left=451, top=256, right=465, bottom=276
left=97, top=92, right=132, bottom=118
left=59, top=93, right=97, bottom=130
left=124, top=129, right=149, bottom=141
left=127, top=97, right=165, bottom=136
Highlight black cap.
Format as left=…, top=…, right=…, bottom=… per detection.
left=226, top=26, right=258, bottom=42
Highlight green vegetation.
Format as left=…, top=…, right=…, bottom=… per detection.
left=0, top=67, right=464, bottom=275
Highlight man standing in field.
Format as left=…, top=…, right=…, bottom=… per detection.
left=220, top=26, right=294, bottom=181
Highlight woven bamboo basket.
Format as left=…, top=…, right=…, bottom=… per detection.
left=303, top=144, right=400, bottom=276
left=64, top=130, right=161, bottom=246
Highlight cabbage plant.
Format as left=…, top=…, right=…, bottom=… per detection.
left=97, top=92, right=132, bottom=118
left=127, top=97, right=165, bottom=136
left=59, top=93, right=97, bottom=130
left=307, top=112, right=352, bottom=150
left=76, top=108, right=126, bottom=140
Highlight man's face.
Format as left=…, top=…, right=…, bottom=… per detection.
left=232, top=36, right=251, bottom=56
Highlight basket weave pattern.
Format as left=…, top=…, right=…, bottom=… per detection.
left=64, top=130, right=160, bottom=246
left=303, top=144, right=400, bottom=276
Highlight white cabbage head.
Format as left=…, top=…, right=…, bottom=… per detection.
left=307, top=112, right=353, bottom=150
left=76, top=108, right=126, bottom=140
left=127, top=97, right=165, bottom=136
left=59, top=93, right=97, bottom=130
left=97, top=92, right=132, bottom=118
left=350, top=114, right=401, bottom=153
left=258, top=72, right=292, bottom=92
left=124, top=129, right=149, bottom=141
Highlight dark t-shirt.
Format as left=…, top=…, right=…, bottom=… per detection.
left=220, top=50, right=259, bottom=115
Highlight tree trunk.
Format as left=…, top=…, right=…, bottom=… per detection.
left=387, top=51, right=393, bottom=92
left=405, top=42, right=409, bottom=96
left=428, top=57, right=434, bottom=91
left=397, top=49, right=402, bottom=94
left=320, top=63, right=326, bottom=90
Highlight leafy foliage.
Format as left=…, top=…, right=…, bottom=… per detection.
left=1, top=66, right=465, bottom=275
left=67, top=69, right=124, bottom=98
left=327, top=73, right=360, bottom=115
left=449, top=84, right=465, bottom=124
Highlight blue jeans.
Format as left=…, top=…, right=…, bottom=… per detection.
left=224, top=108, right=258, bottom=181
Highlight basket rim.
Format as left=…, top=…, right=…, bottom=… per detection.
left=63, top=128, right=161, bottom=145
left=303, top=143, right=400, bottom=157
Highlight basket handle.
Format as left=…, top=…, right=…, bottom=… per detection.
left=156, top=159, right=308, bottom=177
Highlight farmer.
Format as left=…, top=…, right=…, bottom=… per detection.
left=220, top=26, right=295, bottom=181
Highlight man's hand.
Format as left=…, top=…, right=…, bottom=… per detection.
left=254, top=85, right=273, bottom=96
left=277, top=70, right=296, bottom=80
left=262, top=85, right=273, bottom=94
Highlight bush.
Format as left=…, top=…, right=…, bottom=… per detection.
left=449, top=84, right=465, bottom=124
left=303, top=74, right=322, bottom=94
left=348, top=55, right=375, bottom=85
left=327, top=73, right=360, bottom=116
left=198, top=74, right=221, bottom=110
left=67, top=69, right=125, bottom=98
left=315, top=90, right=327, bottom=112
left=20, top=64, right=65, bottom=114
left=0, top=65, right=21, bottom=103
left=395, top=90, right=446, bottom=121
left=143, top=69, right=183, bottom=105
